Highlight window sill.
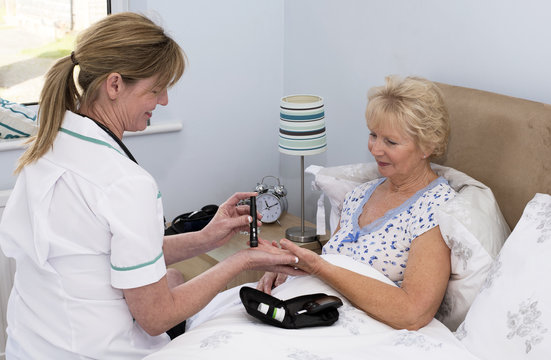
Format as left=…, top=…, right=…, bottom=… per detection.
left=0, top=139, right=26, bottom=152
left=123, top=122, right=183, bottom=138
left=0, top=122, right=182, bottom=152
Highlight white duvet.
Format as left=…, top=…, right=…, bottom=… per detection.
left=145, top=254, right=479, bottom=360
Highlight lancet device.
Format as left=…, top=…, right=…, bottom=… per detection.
left=250, top=196, right=258, bottom=247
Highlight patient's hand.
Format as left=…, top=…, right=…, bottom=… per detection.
left=235, top=238, right=305, bottom=277
left=256, top=239, right=292, bottom=294
left=257, top=272, right=288, bottom=295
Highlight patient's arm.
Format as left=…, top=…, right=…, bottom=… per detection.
left=280, top=226, right=450, bottom=331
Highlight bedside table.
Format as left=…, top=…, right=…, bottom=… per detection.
left=169, top=212, right=330, bottom=289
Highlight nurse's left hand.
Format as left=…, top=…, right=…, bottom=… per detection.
left=201, top=192, right=260, bottom=249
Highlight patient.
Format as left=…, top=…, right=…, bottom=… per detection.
left=258, top=75, right=456, bottom=330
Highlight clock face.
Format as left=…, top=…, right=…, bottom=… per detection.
left=256, top=192, right=283, bottom=223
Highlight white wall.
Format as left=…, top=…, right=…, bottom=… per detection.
left=0, top=151, right=20, bottom=193
left=121, top=0, right=285, bottom=222
left=281, top=0, right=551, bottom=220
left=1, top=0, right=550, bottom=223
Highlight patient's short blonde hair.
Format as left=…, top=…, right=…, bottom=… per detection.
left=365, top=75, right=450, bottom=158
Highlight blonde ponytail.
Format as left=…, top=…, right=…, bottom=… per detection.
left=15, top=12, right=185, bottom=174
left=15, top=56, right=80, bottom=173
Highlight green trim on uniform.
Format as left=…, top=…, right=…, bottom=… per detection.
left=62, top=126, right=163, bottom=273
left=111, top=251, right=164, bottom=271
left=60, top=127, right=123, bottom=156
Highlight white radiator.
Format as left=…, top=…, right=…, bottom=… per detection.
left=0, top=189, right=14, bottom=359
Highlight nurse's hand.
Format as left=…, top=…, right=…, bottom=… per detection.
left=201, top=192, right=261, bottom=249
left=235, top=238, right=306, bottom=276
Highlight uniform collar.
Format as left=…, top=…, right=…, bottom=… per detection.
left=60, top=111, right=130, bottom=160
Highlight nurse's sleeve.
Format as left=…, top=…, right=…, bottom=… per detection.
left=99, top=175, right=167, bottom=289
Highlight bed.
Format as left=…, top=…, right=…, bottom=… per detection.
left=145, top=83, right=551, bottom=360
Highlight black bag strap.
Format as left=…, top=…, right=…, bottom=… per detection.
left=165, top=204, right=218, bottom=235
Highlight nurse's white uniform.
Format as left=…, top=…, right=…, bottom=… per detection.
left=0, top=112, right=170, bottom=359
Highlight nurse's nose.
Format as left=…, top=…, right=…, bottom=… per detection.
left=158, top=88, right=168, bottom=106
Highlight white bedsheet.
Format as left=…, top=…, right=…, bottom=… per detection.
left=145, top=254, right=479, bottom=360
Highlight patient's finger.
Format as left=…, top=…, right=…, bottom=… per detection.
left=256, top=273, right=275, bottom=294
left=274, top=273, right=288, bottom=287
left=278, top=238, right=305, bottom=255
left=257, top=238, right=271, bottom=246
left=267, top=265, right=306, bottom=277
left=256, top=239, right=291, bottom=256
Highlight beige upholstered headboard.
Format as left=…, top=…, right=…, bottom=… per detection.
left=435, top=83, right=551, bottom=229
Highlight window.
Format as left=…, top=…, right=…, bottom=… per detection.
left=0, top=0, right=180, bottom=149
left=0, top=0, right=110, bottom=105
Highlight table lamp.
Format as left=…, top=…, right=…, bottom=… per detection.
left=279, top=94, right=327, bottom=243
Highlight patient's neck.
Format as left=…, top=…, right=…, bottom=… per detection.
left=385, top=163, right=437, bottom=195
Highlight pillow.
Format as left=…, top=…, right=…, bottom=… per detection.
left=306, top=163, right=379, bottom=234
left=433, top=164, right=510, bottom=331
left=0, top=98, right=38, bottom=139
left=435, top=209, right=494, bottom=331
left=430, top=164, right=510, bottom=258
left=456, top=193, right=551, bottom=358
left=307, top=162, right=510, bottom=331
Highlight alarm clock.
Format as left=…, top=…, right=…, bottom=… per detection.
left=255, top=176, right=288, bottom=223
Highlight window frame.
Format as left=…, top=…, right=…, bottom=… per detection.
left=0, top=0, right=181, bottom=151
left=16, top=0, right=113, bottom=107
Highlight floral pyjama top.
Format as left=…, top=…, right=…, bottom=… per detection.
left=322, top=176, right=456, bottom=284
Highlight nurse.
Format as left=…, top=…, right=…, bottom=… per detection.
left=0, top=12, right=299, bottom=359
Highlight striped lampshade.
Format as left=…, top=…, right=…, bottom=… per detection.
left=279, top=95, right=327, bottom=156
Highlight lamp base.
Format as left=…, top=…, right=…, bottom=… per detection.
left=285, top=226, right=319, bottom=243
